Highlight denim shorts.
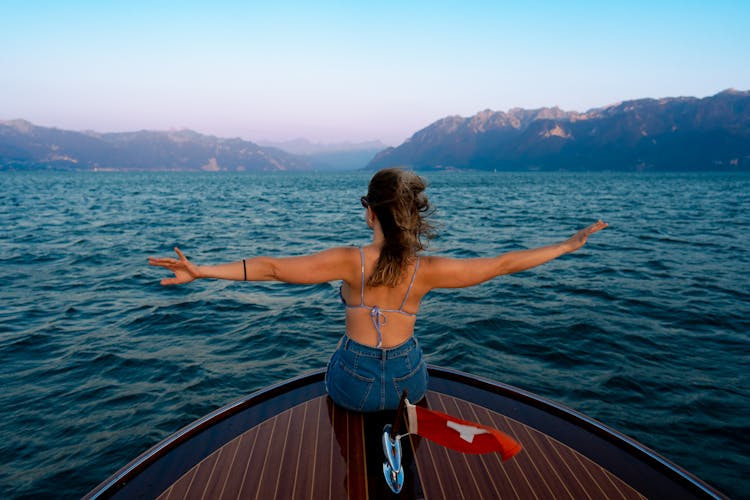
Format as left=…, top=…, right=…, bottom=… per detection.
left=325, top=335, right=428, bottom=412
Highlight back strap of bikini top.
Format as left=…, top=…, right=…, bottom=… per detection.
left=372, top=254, right=420, bottom=348
left=357, top=247, right=421, bottom=313
left=358, top=246, right=365, bottom=306
left=398, top=256, right=421, bottom=311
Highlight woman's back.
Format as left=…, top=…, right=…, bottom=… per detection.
left=341, top=245, right=424, bottom=348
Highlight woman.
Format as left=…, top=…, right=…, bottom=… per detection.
left=149, top=168, right=607, bottom=412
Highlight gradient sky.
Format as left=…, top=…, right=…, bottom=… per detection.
left=1, top=0, right=748, bottom=145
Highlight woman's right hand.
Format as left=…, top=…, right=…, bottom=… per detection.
left=148, top=247, right=202, bottom=285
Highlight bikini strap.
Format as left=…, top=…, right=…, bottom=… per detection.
left=398, top=256, right=421, bottom=310
left=358, top=246, right=365, bottom=306
left=371, top=306, right=385, bottom=348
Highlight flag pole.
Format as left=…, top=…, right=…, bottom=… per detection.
left=390, top=390, right=408, bottom=439
left=383, top=390, right=409, bottom=493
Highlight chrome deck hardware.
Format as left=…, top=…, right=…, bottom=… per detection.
left=382, top=424, right=404, bottom=493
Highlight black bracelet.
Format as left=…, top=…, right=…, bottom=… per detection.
left=242, top=259, right=247, bottom=281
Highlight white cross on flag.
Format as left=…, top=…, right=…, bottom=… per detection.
left=405, top=401, right=522, bottom=460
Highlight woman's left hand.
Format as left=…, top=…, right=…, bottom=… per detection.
left=564, top=220, right=608, bottom=253
left=148, top=247, right=202, bottom=285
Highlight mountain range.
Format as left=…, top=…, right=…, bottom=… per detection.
left=0, top=122, right=314, bottom=171
left=2, top=89, right=749, bottom=172
left=369, top=89, right=750, bottom=171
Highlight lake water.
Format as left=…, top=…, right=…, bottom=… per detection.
left=1, top=170, right=748, bottom=498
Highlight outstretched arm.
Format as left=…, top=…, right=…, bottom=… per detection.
left=148, top=247, right=355, bottom=286
left=424, top=220, right=608, bottom=289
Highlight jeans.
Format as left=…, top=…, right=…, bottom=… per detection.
left=325, top=335, right=428, bottom=412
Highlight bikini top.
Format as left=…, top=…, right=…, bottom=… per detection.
left=340, top=246, right=421, bottom=348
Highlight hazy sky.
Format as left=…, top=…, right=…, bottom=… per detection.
left=2, top=1, right=748, bottom=145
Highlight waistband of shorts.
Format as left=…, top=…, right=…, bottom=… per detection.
left=340, top=335, right=419, bottom=359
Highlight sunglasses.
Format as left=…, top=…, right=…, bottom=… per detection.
left=360, top=196, right=369, bottom=208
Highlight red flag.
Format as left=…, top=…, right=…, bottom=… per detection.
left=406, top=401, right=522, bottom=460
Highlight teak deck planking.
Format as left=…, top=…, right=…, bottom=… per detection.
left=157, top=392, right=645, bottom=499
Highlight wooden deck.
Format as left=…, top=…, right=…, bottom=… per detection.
left=87, top=368, right=722, bottom=499
left=157, top=391, right=645, bottom=499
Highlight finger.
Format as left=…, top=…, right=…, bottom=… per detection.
left=149, top=256, right=175, bottom=262
left=174, top=247, right=187, bottom=261
left=149, top=257, right=178, bottom=267
left=585, top=222, right=607, bottom=236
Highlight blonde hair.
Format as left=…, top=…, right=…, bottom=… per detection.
left=366, top=168, right=434, bottom=287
